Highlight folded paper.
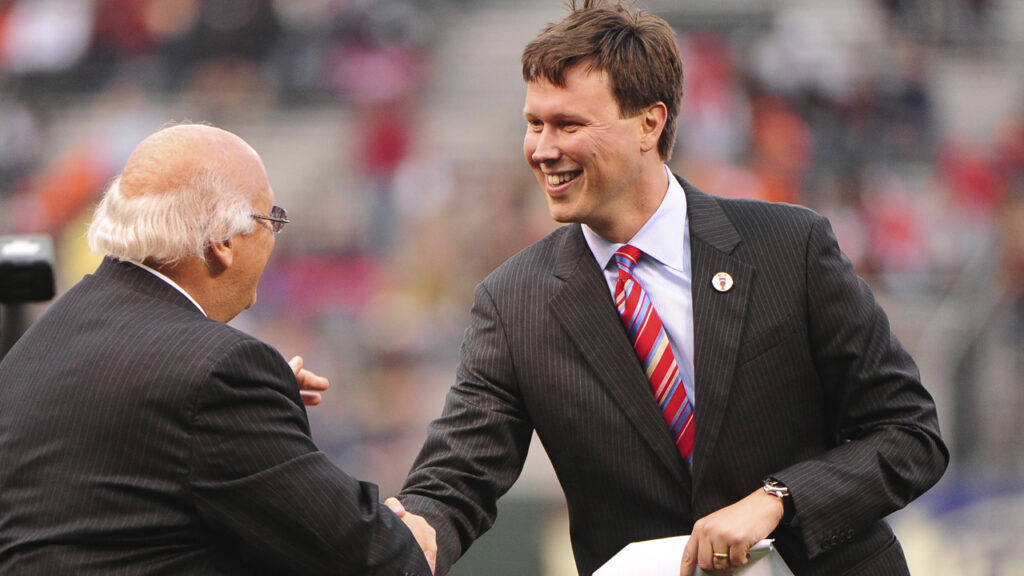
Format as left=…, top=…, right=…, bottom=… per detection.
left=594, top=536, right=794, bottom=576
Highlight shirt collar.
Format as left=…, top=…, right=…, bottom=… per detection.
left=583, top=165, right=688, bottom=271
left=127, top=260, right=208, bottom=317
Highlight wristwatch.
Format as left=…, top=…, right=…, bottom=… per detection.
left=762, top=477, right=789, bottom=499
left=762, top=476, right=794, bottom=523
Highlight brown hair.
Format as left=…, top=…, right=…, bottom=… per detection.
left=522, top=0, right=683, bottom=160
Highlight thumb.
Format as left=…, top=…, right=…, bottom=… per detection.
left=384, top=497, right=406, bottom=517
left=288, top=355, right=303, bottom=374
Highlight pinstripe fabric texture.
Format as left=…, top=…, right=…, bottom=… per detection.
left=401, top=176, right=947, bottom=576
left=614, top=245, right=694, bottom=467
left=0, top=257, right=430, bottom=575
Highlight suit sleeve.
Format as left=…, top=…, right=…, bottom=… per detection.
left=772, top=216, right=949, bottom=559
left=399, top=282, right=535, bottom=576
left=189, top=338, right=431, bottom=576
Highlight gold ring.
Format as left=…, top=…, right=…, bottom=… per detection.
left=713, top=552, right=729, bottom=560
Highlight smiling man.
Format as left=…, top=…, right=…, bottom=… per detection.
left=398, top=2, right=948, bottom=576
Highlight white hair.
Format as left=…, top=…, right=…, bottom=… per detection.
left=87, top=169, right=258, bottom=265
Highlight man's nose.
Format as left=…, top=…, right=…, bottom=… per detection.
left=530, top=127, right=560, bottom=164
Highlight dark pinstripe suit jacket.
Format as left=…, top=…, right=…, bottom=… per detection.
left=0, top=257, right=430, bottom=575
left=401, top=178, right=948, bottom=576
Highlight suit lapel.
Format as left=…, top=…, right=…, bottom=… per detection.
left=548, top=225, right=691, bottom=487
left=682, top=179, right=755, bottom=495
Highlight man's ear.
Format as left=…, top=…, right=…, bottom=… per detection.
left=640, top=102, right=667, bottom=153
left=207, top=238, right=233, bottom=273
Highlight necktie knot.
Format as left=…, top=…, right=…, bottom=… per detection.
left=614, top=244, right=643, bottom=278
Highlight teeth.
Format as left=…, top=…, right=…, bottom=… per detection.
left=546, top=172, right=578, bottom=186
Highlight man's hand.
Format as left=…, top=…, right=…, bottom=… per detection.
left=288, top=356, right=329, bottom=406
left=679, top=488, right=785, bottom=576
left=386, top=497, right=437, bottom=574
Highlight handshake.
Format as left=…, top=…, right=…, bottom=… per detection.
left=386, top=497, right=437, bottom=574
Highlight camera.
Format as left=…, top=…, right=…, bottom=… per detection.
left=1, top=235, right=56, bottom=358
left=0, top=235, right=56, bottom=303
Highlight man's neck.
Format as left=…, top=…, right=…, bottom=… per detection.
left=148, top=258, right=236, bottom=323
left=592, top=162, right=669, bottom=244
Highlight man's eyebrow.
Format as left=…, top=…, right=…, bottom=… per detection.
left=523, top=111, right=585, bottom=123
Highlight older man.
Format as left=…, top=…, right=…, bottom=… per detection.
left=0, top=123, right=435, bottom=574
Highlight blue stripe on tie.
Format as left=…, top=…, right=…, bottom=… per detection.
left=667, top=401, right=692, bottom=435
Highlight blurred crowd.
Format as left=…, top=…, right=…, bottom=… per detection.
left=2, top=0, right=1024, bottom=497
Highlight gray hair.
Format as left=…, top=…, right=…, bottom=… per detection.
left=87, top=169, right=258, bottom=265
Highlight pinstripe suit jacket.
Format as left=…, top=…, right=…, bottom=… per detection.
left=401, top=177, right=948, bottom=576
left=0, top=257, right=430, bottom=575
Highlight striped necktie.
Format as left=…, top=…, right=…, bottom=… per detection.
left=614, top=244, right=694, bottom=467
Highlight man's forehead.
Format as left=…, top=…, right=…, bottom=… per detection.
left=524, top=70, right=615, bottom=111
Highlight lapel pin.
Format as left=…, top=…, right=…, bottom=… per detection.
left=712, top=272, right=733, bottom=293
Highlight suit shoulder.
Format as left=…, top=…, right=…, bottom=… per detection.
left=713, top=198, right=831, bottom=253
left=715, top=196, right=824, bottom=230
left=481, top=225, right=573, bottom=288
left=91, top=274, right=273, bottom=364
left=183, top=317, right=281, bottom=365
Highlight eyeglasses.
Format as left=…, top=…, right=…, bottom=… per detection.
left=251, top=205, right=290, bottom=234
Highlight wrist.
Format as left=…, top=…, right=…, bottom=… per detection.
left=762, top=476, right=794, bottom=524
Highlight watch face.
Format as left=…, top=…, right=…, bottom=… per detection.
left=764, top=478, right=789, bottom=496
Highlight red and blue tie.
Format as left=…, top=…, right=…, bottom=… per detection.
left=614, top=245, right=694, bottom=467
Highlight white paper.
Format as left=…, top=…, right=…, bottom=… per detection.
left=594, top=536, right=794, bottom=576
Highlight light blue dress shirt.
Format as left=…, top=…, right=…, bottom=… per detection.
left=582, top=165, right=696, bottom=405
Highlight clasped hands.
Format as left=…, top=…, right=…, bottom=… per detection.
left=386, top=497, right=438, bottom=574
left=679, top=487, right=785, bottom=576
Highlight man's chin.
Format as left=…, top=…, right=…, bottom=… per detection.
left=546, top=202, right=579, bottom=225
